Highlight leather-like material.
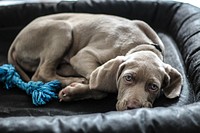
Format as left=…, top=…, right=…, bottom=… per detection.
left=0, top=0, right=200, bottom=132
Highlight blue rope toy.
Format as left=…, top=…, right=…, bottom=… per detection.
left=0, top=64, right=62, bottom=106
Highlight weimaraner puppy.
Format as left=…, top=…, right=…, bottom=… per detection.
left=8, top=13, right=183, bottom=111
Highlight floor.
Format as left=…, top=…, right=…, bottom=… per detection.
left=0, top=0, right=199, bottom=8
left=174, top=0, right=200, bottom=7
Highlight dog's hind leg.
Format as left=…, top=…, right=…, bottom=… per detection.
left=31, top=20, right=87, bottom=86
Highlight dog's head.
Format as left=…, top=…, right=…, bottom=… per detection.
left=115, top=51, right=182, bottom=110
left=90, top=51, right=182, bottom=111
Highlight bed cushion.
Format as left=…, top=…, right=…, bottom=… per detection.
left=0, top=0, right=200, bottom=132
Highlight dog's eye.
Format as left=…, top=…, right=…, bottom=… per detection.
left=148, top=83, right=159, bottom=91
left=123, top=73, right=134, bottom=82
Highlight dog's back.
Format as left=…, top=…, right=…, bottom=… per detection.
left=8, top=13, right=164, bottom=83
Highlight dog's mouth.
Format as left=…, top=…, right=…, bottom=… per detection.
left=116, top=99, right=152, bottom=111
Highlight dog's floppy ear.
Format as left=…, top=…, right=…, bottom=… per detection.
left=89, top=56, right=125, bottom=92
left=162, top=64, right=183, bottom=98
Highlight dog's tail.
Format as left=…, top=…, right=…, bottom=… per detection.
left=8, top=46, right=31, bottom=82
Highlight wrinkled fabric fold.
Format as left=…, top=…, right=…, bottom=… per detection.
left=0, top=103, right=200, bottom=133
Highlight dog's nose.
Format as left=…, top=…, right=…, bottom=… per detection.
left=126, top=100, right=142, bottom=110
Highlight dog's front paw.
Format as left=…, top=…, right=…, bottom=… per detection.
left=58, top=82, right=89, bottom=102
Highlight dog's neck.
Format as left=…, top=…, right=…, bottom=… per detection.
left=126, top=43, right=164, bottom=60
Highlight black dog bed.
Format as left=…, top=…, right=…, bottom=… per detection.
left=0, top=0, right=200, bottom=132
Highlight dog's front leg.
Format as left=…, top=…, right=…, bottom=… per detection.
left=58, top=82, right=107, bottom=102
left=59, top=48, right=107, bottom=101
left=70, top=49, right=100, bottom=80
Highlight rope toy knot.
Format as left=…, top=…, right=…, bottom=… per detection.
left=0, top=64, right=61, bottom=106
